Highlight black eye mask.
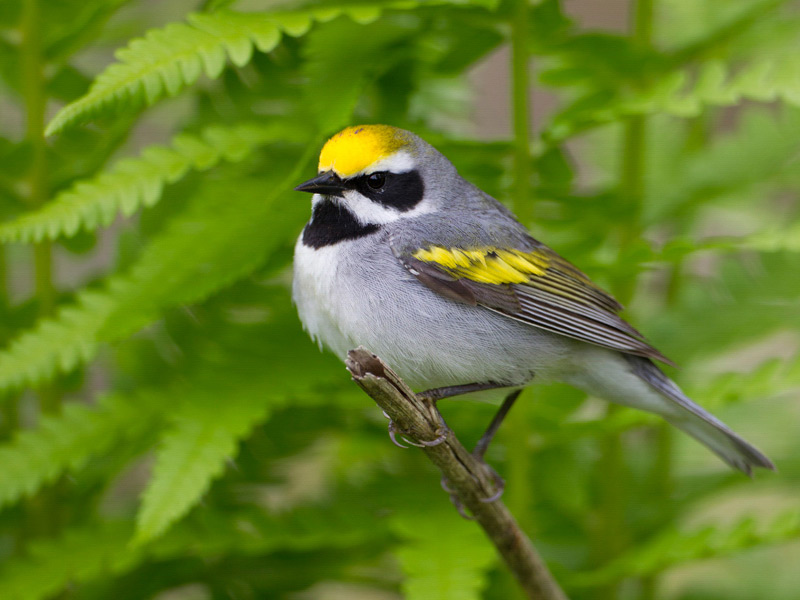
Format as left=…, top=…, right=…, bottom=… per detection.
left=352, top=170, right=425, bottom=212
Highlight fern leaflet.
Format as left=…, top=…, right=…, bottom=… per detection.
left=0, top=122, right=294, bottom=243
left=0, top=521, right=136, bottom=600
left=133, top=387, right=271, bottom=544
left=392, top=510, right=497, bottom=600
left=0, top=392, right=163, bottom=508
left=744, top=222, right=800, bottom=252
left=0, top=159, right=310, bottom=393
left=45, top=1, right=497, bottom=136
left=548, top=50, right=800, bottom=139
left=0, top=502, right=384, bottom=600
left=645, top=107, right=800, bottom=219
left=535, top=352, right=800, bottom=450
left=569, top=508, right=800, bottom=586
left=618, top=56, right=800, bottom=117
left=0, top=286, right=117, bottom=391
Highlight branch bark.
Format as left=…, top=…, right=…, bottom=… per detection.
left=345, top=347, right=569, bottom=600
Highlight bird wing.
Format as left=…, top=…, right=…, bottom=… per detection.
left=396, top=242, right=673, bottom=365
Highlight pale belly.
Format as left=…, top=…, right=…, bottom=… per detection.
left=292, top=235, right=576, bottom=391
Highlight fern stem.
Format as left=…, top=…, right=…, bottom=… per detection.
left=633, top=0, right=654, bottom=46
left=507, top=0, right=535, bottom=542
left=503, top=6, right=534, bottom=597
left=618, top=0, right=653, bottom=263
left=594, top=1, right=656, bottom=598
left=22, top=0, right=59, bottom=414
left=640, top=425, right=673, bottom=600
left=640, top=93, right=707, bottom=600
left=505, top=390, right=533, bottom=531
left=0, top=246, right=6, bottom=304
left=21, top=0, right=63, bottom=540
left=619, top=116, right=646, bottom=257
left=510, top=0, right=532, bottom=220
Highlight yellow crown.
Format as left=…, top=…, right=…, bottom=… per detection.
left=318, top=125, right=409, bottom=177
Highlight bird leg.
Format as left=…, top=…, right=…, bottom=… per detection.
left=416, top=384, right=523, bottom=509
left=380, top=381, right=509, bottom=449
left=473, top=389, right=522, bottom=459
left=416, top=380, right=510, bottom=401
left=407, top=381, right=513, bottom=449
left=417, top=382, right=522, bottom=457
left=461, top=389, right=523, bottom=504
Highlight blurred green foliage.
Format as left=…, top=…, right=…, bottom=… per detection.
left=0, top=0, right=798, bottom=598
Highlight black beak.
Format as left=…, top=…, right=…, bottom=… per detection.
left=294, top=171, right=347, bottom=195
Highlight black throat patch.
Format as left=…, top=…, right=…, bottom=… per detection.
left=301, top=199, right=380, bottom=248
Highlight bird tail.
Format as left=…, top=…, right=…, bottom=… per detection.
left=663, top=412, right=774, bottom=476
left=626, top=356, right=775, bottom=476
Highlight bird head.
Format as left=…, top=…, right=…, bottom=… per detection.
left=294, top=125, right=459, bottom=226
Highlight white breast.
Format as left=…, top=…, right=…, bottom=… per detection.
left=292, top=233, right=577, bottom=392
left=292, top=237, right=357, bottom=357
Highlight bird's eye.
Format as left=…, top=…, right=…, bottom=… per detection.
left=367, top=172, right=386, bottom=190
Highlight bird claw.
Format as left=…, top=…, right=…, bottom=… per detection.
left=417, top=426, right=448, bottom=447
left=440, top=461, right=504, bottom=520
left=441, top=477, right=476, bottom=521
left=382, top=412, right=408, bottom=448
left=480, top=477, right=505, bottom=503
left=382, top=411, right=448, bottom=448
left=440, top=476, right=456, bottom=494
left=477, top=458, right=506, bottom=503
left=388, top=424, right=409, bottom=448
left=453, top=497, right=476, bottom=520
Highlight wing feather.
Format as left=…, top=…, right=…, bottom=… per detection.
left=399, top=243, right=673, bottom=365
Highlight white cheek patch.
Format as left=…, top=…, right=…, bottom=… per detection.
left=342, top=190, right=436, bottom=225
left=308, top=192, right=408, bottom=225
left=342, top=190, right=399, bottom=225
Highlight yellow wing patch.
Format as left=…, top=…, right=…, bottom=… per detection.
left=413, top=246, right=550, bottom=285
left=318, top=125, right=409, bottom=177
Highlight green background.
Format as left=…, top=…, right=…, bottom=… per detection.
left=0, top=0, right=798, bottom=598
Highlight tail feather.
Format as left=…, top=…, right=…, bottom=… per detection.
left=626, top=355, right=775, bottom=476
left=663, top=413, right=774, bottom=476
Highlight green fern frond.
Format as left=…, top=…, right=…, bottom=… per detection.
left=643, top=107, right=800, bottom=223
left=569, top=508, right=800, bottom=587
left=0, top=392, right=163, bottom=509
left=618, top=56, right=800, bottom=118
left=392, top=511, right=497, bottom=600
left=0, top=501, right=385, bottom=600
left=0, top=122, right=293, bottom=243
left=153, top=503, right=383, bottom=559
left=0, top=286, right=116, bottom=391
left=0, top=521, right=136, bottom=600
left=133, top=292, right=352, bottom=545
left=536, top=353, right=800, bottom=449
left=45, top=1, right=495, bottom=136
left=133, top=388, right=271, bottom=545
left=744, top=222, right=800, bottom=252
left=0, top=147, right=311, bottom=391
left=99, top=169, right=312, bottom=337
left=693, top=353, right=800, bottom=408
left=548, top=50, right=800, bottom=140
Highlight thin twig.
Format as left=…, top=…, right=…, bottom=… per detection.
left=345, top=347, right=569, bottom=600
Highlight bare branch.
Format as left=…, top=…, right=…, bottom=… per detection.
left=345, top=347, right=569, bottom=600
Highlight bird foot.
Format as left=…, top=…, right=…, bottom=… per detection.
left=382, top=411, right=448, bottom=448
left=440, top=460, right=505, bottom=520
left=477, top=461, right=506, bottom=503
left=441, top=477, right=475, bottom=520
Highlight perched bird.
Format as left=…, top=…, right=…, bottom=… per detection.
left=293, top=124, right=774, bottom=476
